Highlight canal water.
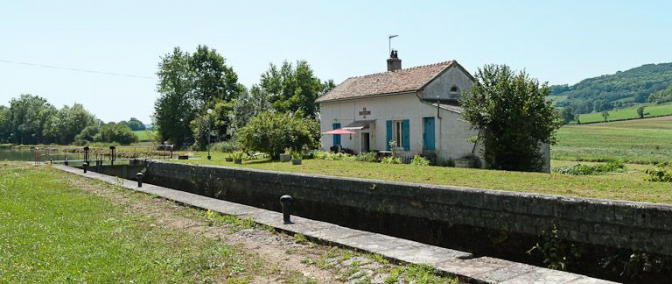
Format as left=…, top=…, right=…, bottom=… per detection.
left=0, top=148, right=128, bottom=167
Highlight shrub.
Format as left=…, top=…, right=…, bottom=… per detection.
left=314, top=150, right=353, bottom=161
left=230, top=151, right=244, bottom=161
left=210, top=140, right=240, bottom=152
left=355, top=152, right=378, bottom=162
left=381, top=157, right=402, bottom=164
left=552, top=162, right=625, bottom=175
left=237, top=112, right=319, bottom=159
left=645, top=168, right=672, bottom=182
left=411, top=155, right=430, bottom=166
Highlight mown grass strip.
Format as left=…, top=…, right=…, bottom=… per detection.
left=0, top=165, right=255, bottom=283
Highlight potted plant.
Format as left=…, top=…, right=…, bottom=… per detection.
left=291, top=151, right=302, bottom=165
left=225, top=154, right=233, bottom=162
left=231, top=151, right=244, bottom=164
left=280, top=148, right=292, bottom=162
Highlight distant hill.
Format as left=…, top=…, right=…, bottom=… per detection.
left=549, top=62, right=672, bottom=114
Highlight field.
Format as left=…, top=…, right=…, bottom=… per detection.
left=553, top=116, right=672, bottom=164
left=575, top=102, right=672, bottom=123
left=0, top=164, right=257, bottom=282
left=177, top=152, right=672, bottom=204
left=133, top=130, right=156, bottom=142
left=0, top=164, right=455, bottom=283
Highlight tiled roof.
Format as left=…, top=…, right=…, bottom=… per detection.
left=316, top=61, right=457, bottom=103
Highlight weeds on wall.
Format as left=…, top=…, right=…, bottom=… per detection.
left=527, top=225, right=583, bottom=271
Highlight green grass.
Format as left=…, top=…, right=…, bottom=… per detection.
left=134, top=130, right=156, bottom=142
left=553, top=116, right=672, bottom=164
left=0, top=164, right=256, bottom=282
left=575, top=103, right=672, bottom=123
left=177, top=152, right=672, bottom=204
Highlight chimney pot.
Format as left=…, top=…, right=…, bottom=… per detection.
left=387, top=50, right=402, bottom=72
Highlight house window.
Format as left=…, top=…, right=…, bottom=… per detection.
left=392, top=120, right=404, bottom=147
left=450, top=85, right=460, bottom=94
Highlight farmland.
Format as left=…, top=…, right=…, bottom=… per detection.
left=575, top=103, right=672, bottom=124
left=553, top=116, right=672, bottom=164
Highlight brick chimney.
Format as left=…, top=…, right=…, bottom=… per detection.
left=387, top=50, right=401, bottom=72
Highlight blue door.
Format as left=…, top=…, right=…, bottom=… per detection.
left=423, top=117, right=435, bottom=150
left=332, top=123, right=341, bottom=146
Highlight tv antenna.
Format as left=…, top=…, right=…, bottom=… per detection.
left=388, top=35, right=398, bottom=54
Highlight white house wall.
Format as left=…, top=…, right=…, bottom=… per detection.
left=319, top=93, right=478, bottom=161
left=422, top=66, right=474, bottom=101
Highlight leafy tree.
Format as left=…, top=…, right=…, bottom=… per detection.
left=74, top=125, right=100, bottom=145
left=259, top=60, right=333, bottom=118
left=637, top=106, right=645, bottom=119
left=154, top=47, right=196, bottom=148
left=154, top=46, right=241, bottom=149
left=560, top=107, right=575, bottom=125
left=461, top=64, right=560, bottom=172
left=237, top=112, right=319, bottom=159
left=126, top=117, right=145, bottom=131
left=43, top=103, right=97, bottom=144
left=94, top=122, right=138, bottom=145
left=231, top=84, right=273, bottom=134
left=190, top=100, right=236, bottom=150
left=0, top=106, right=9, bottom=143
left=6, top=94, right=56, bottom=144
left=601, top=111, right=610, bottom=122
left=189, top=45, right=239, bottom=109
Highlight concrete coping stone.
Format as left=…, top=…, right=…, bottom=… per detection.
left=54, top=165, right=616, bottom=284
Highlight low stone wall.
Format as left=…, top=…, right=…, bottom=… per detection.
left=144, top=161, right=672, bottom=258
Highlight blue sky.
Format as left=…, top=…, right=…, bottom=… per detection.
left=1, top=1, right=671, bottom=123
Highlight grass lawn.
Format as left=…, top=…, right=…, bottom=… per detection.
left=177, top=152, right=672, bottom=204
left=575, top=103, right=672, bottom=123
left=0, top=164, right=259, bottom=282
left=553, top=116, right=672, bottom=164
left=134, top=130, right=156, bottom=142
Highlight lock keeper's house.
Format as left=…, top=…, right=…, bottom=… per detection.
left=316, top=51, right=482, bottom=165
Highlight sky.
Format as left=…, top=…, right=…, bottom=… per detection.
left=1, top=1, right=671, bottom=123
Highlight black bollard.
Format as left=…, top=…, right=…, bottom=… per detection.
left=83, top=162, right=89, bottom=173
left=279, top=195, right=294, bottom=224
left=136, top=172, right=143, bottom=188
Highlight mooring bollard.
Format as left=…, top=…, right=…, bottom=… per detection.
left=136, top=172, right=143, bottom=187
left=83, top=162, right=89, bottom=173
left=279, top=195, right=294, bottom=224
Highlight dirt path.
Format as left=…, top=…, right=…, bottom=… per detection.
left=65, top=170, right=456, bottom=283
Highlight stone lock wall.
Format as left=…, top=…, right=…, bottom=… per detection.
left=145, top=161, right=672, bottom=257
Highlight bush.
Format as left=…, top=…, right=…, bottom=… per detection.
left=314, top=151, right=353, bottom=161
left=354, top=152, right=378, bottom=163
left=411, top=155, right=430, bottom=166
left=210, top=140, right=240, bottom=152
left=237, top=112, right=319, bottom=159
left=381, top=157, right=402, bottom=164
left=645, top=168, right=672, bottom=182
left=552, top=162, right=624, bottom=175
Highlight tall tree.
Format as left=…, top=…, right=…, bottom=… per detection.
left=126, top=117, right=146, bottom=131
left=0, top=106, right=9, bottom=143
left=189, top=45, right=239, bottom=110
left=462, top=64, right=560, bottom=172
left=230, top=84, right=273, bottom=134
left=6, top=94, right=56, bottom=144
left=154, top=47, right=195, bottom=148
left=259, top=60, right=332, bottom=118
left=43, top=103, right=97, bottom=144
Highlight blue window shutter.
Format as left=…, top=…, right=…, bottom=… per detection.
left=402, top=119, right=410, bottom=151
left=386, top=120, right=392, bottom=151
left=332, top=123, right=341, bottom=146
